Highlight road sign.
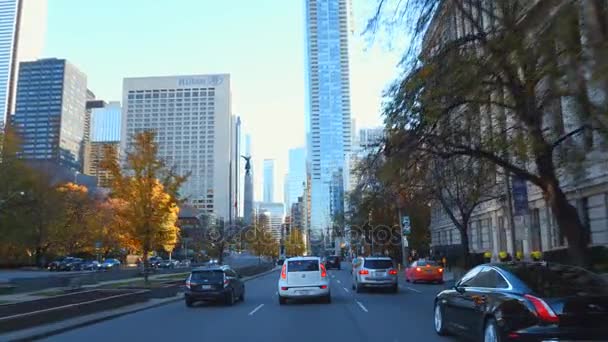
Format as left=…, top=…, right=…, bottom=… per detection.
left=401, top=216, right=411, bottom=236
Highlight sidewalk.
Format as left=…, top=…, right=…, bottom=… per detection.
left=0, top=272, right=190, bottom=303
left=0, top=266, right=279, bottom=341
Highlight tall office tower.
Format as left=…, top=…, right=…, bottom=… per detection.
left=255, top=201, right=285, bottom=241
left=13, top=58, right=87, bottom=171
left=122, top=74, right=234, bottom=219
left=0, top=0, right=47, bottom=125
left=83, top=90, right=103, bottom=173
left=232, top=115, right=242, bottom=219
left=263, top=159, right=275, bottom=202
left=304, top=0, right=353, bottom=233
left=86, top=101, right=121, bottom=187
left=285, top=147, right=306, bottom=213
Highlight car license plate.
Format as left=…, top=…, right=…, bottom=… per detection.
left=201, top=285, right=212, bottom=290
left=426, top=270, right=433, bottom=273
left=295, top=290, right=309, bottom=295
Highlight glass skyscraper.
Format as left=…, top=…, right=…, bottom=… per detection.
left=285, top=147, right=306, bottom=214
left=263, top=159, right=275, bottom=203
left=13, top=58, right=88, bottom=171
left=304, top=0, right=352, bottom=231
left=91, top=102, right=121, bottom=143
left=0, top=0, right=46, bottom=125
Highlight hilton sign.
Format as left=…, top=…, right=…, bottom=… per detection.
left=177, top=75, right=224, bottom=87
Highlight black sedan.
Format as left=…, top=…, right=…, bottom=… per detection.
left=325, top=256, right=341, bottom=270
left=433, top=262, right=608, bottom=341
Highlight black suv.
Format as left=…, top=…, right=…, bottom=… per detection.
left=325, top=256, right=341, bottom=270
left=184, top=265, right=245, bottom=307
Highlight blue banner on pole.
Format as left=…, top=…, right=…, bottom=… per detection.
left=511, top=176, right=529, bottom=216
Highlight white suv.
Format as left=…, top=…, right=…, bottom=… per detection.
left=278, top=256, right=331, bottom=304
left=352, top=257, right=398, bottom=293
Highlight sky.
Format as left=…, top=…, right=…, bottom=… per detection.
left=44, top=0, right=403, bottom=202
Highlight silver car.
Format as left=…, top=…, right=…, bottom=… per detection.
left=352, top=257, right=398, bottom=293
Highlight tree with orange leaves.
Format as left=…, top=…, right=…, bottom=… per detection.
left=102, top=131, right=186, bottom=281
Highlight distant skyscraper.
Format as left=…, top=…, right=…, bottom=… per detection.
left=122, top=74, right=234, bottom=219
left=255, top=201, right=284, bottom=240
left=0, top=0, right=47, bottom=125
left=263, top=159, right=275, bottom=202
left=285, top=147, right=306, bottom=213
left=13, top=58, right=87, bottom=171
left=85, top=102, right=121, bottom=187
left=232, top=115, right=242, bottom=220
left=305, top=0, right=353, bottom=232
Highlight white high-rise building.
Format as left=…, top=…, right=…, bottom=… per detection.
left=122, top=74, right=234, bottom=219
left=305, top=0, right=353, bottom=232
left=263, top=159, right=275, bottom=202
left=0, top=0, right=47, bottom=124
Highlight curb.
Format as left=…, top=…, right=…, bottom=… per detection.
left=2, top=266, right=279, bottom=341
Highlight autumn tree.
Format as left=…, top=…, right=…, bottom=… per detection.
left=284, top=228, right=306, bottom=256
left=55, top=183, right=96, bottom=255
left=247, top=216, right=279, bottom=263
left=369, top=0, right=608, bottom=266
left=89, top=198, right=138, bottom=258
left=102, top=131, right=185, bottom=281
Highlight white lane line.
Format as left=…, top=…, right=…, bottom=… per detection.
left=343, top=287, right=349, bottom=293
left=337, top=279, right=341, bottom=284
left=406, top=286, right=422, bottom=293
left=248, top=304, right=265, bottom=316
left=356, top=301, right=368, bottom=313
left=331, top=274, right=335, bottom=278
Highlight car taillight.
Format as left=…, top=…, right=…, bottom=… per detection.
left=224, top=277, right=230, bottom=288
left=280, top=286, right=288, bottom=291
left=438, top=268, right=444, bottom=273
left=320, top=264, right=327, bottom=278
left=320, top=285, right=327, bottom=289
left=359, top=269, right=369, bottom=275
left=388, top=269, right=398, bottom=275
left=281, top=264, right=287, bottom=279
left=524, top=294, right=559, bottom=324
left=415, top=267, right=421, bottom=272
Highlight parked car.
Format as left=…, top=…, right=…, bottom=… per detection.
left=100, top=258, right=121, bottom=270
left=276, top=258, right=285, bottom=266
left=352, top=256, right=398, bottom=293
left=48, top=257, right=74, bottom=271
left=59, top=257, right=83, bottom=271
left=325, top=255, right=341, bottom=270
left=433, top=262, right=608, bottom=341
left=159, top=259, right=179, bottom=269
left=405, top=259, right=444, bottom=284
left=278, top=256, right=331, bottom=305
left=184, top=265, right=245, bottom=307
left=149, top=256, right=163, bottom=268
left=80, top=260, right=101, bottom=271
left=179, top=259, right=191, bottom=268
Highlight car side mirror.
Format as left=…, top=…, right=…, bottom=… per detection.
left=453, top=284, right=465, bottom=293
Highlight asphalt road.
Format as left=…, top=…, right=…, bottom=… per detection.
left=43, top=263, right=457, bottom=342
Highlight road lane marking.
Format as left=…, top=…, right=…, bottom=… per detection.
left=331, top=274, right=335, bottom=278
left=356, top=301, right=368, bottom=313
left=406, top=287, right=422, bottom=293
left=343, top=287, right=349, bottom=293
left=248, top=304, right=264, bottom=316
left=337, top=279, right=341, bottom=284
left=275, top=291, right=278, bottom=295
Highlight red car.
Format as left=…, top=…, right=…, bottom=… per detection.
left=405, top=260, right=444, bottom=284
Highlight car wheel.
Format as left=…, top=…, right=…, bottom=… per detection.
left=405, top=276, right=410, bottom=282
left=279, top=296, right=287, bottom=305
left=483, top=318, right=502, bottom=342
left=392, top=284, right=398, bottom=293
left=352, top=282, right=356, bottom=290
left=434, top=302, right=449, bottom=336
left=225, top=290, right=235, bottom=306
left=355, top=282, right=363, bottom=293
left=240, top=288, right=245, bottom=301
left=185, top=299, right=194, bottom=307
left=323, top=294, right=331, bottom=304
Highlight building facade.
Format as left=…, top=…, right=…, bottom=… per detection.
left=122, top=74, right=234, bottom=219
left=0, top=0, right=46, bottom=125
left=304, top=0, right=353, bottom=232
left=426, top=0, right=608, bottom=261
left=285, top=147, right=306, bottom=214
left=84, top=101, right=121, bottom=187
left=13, top=58, right=87, bottom=171
left=255, top=201, right=285, bottom=240
left=263, top=158, right=275, bottom=203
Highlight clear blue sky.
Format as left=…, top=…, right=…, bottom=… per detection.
left=44, top=0, right=403, bottom=202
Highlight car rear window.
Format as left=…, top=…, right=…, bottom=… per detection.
left=288, top=260, right=319, bottom=272
left=191, top=270, right=224, bottom=282
left=417, top=260, right=439, bottom=267
left=364, top=259, right=393, bottom=269
left=503, top=263, right=608, bottom=297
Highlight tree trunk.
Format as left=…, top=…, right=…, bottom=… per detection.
left=35, top=246, right=45, bottom=268
left=544, top=180, right=590, bottom=266
left=458, top=222, right=471, bottom=270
